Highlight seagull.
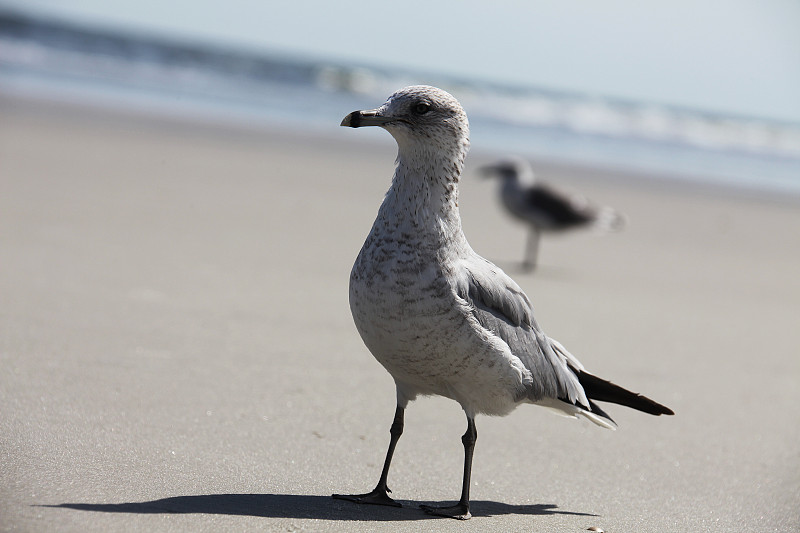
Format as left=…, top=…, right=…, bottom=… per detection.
left=333, top=86, right=672, bottom=520
left=480, top=157, right=627, bottom=271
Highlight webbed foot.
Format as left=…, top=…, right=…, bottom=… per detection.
left=420, top=502, right=471, bottom=520
left=332, top=487, right=401, bottom=507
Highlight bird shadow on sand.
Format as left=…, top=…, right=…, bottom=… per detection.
left=40, top=493, right=596, bottom=521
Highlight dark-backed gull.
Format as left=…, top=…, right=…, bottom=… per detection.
left=481, top=158, right=626, bottom=271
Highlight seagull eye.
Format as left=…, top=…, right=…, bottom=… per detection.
left=412, top=102, right=431, bottom=115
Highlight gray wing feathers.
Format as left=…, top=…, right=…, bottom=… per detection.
left=456, top=256, right=590, bottom=408
left=548, top=337, right=585, bottom=372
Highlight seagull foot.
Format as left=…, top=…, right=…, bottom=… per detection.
left=332, top=488, right=401, bottom=507
left=420, top=503, right=471, bottom=520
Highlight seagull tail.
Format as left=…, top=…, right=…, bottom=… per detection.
left=535, top=397, right=618, bottom=430
left=578, top=370, right=674, bottom=416
left=591, top=206, right=627, bottom=233
left=580, top=400, right=618, bottom=430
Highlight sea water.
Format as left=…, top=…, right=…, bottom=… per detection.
left=2, top=10, right=799, bottom=196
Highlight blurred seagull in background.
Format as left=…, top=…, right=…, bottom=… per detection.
left=334, top=86, right=672, bottom=520
left=481, top=158, right=627, bottom=271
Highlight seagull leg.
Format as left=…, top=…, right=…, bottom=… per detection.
left=522, top=226, right=540, bottom=271
left=332, top=405, right=404, bottom=507
left=420, top=416, right=476, bottom=520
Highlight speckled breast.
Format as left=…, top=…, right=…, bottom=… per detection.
left=348, top=237, right=471, bottom=390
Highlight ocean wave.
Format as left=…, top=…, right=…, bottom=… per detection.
left=2, top=9, right=799, bottom=193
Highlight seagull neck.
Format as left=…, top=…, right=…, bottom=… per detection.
left=382, top=153, right=464, bottom=237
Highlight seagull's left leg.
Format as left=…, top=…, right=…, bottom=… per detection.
left=332, top=405, right=405, bottom=507
left=420, top=415, right=477, bottom=520
left=522, top=226, right=540, bottom=271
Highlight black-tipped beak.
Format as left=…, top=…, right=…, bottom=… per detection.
left=478, top=162, right=517, bottom=179
left=340, top=109, right=392, bottom=128
left=478, top=164, right=500, bottom=178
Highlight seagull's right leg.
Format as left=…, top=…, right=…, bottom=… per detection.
left=522, top=226, right=540, bottom=271
left=332, top=405, right=404, bottom=507
left=420, top=415, right=477, bottom=520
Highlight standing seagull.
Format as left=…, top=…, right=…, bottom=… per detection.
left=481, top=158, right=627, bottom=271
left=333, top=86, right=672, bottom=520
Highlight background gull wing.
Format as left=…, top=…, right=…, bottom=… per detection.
left=523, top=186, right=594, bottom=225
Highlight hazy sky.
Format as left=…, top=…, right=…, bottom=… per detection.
left=5, top=0, right=800, bottom=122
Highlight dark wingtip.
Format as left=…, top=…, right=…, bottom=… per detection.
left=578, top=370, right=674, bottom=416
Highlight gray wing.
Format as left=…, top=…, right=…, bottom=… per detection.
left=455, top=254, right=589, bottom=408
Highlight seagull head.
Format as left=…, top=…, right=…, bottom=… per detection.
left=341, top=85, right=470, bottom=165
left=479, top=157, right=537, bottom=186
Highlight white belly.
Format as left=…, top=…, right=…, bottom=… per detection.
left=349, top=244, right=530, bottom=416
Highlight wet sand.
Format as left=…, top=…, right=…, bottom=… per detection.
left=1, top=96, right=798, bottom=532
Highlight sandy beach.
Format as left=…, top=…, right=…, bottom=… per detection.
left=1, top=95, right=798, bottom=532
